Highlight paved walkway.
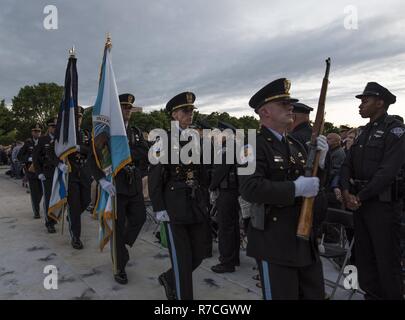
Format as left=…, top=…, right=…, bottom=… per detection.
left=0, top=166, right=362, bottom=300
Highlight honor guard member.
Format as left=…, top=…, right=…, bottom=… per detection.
left=210, top=121, right=241, bottom=273
left=17, top=124, right=43, bottom=219
left=89, top=93, right=146, bottom=285
left=66, top=106, right=92, bottom=249
left=340, top=82, right=405, bottom=300
left=148, top=92, right=212, bottom=300
left=33, top=118, right=59, bottom=233
left=290, top=102, right=314, bottom=150
left=239, top=78, right=328, bottom=300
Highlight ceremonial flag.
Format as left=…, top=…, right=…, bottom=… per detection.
left=92, top=36, right=131, bottom=251
left=48, top=51, right=78, bottom=221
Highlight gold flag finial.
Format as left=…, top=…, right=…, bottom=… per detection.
left=69, top=46, right=76, bottom=58
left=105, top=33, right=112, bottom=49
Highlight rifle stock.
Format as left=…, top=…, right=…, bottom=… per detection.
left=296, top=58, right=331, bottom=240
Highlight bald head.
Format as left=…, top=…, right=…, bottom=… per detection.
left=327, top=133, right=341, bottom=149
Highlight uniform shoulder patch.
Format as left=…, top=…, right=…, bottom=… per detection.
left=151, top=138, right=164, bottom=158
left=390, top=127, right=405, bottom=138
left=239, top=144, right=255, bottom=164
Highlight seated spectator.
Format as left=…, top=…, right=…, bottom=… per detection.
left=343, top=128, right=359, bottom=152
left=326, top=133, right=346, bottom=208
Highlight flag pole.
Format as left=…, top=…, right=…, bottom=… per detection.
left=61, top=162, right=67, bottom=236
left=106, top=33, right=118, bottom=275
left=112, top=177, right=118, bottom=275
left=61, top=46, right=76, bottom=236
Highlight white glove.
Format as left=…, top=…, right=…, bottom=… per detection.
left=99, top=178, right=116, bottom=196
left=294, top=176, right=320, bottom=198
left=316, top=135, right=328, bottom=169
left=75, top=145, right=80, bottom=152
left=58, top=162, right=69, bottom=174
left=155, top=210, right=170, bottom=222
left=209, top=190, right=219, bottom=204
left=28, top=157, right=32, bottom=162
left=38, top=174, right=46, bottom=181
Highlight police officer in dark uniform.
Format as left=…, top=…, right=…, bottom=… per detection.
left=290, top=102, right=314, bottom=150
left=89, top=93, right=147, bottom=285
left=67, top=106, right=92, bottom=249
left=148, top=92, right=212, bottom=300
left=33, top=118, right=59, bottom=233
left=17, top=124, right=43, bottom=219
left=239, top=78, right=328, bottom=300
left=340, top=82, right=405, bottom=300
left=210, top=121, right=241, bottom=273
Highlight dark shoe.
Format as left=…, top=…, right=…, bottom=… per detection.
left=34, top=214, right=41, bottom=219
left=71, top=238, right=83, bottom=250
left=47, top=225, right=56, bottom=233
left=211, top=263, right=235, bottom=274
left=114, top=270, right=128, bottom=285
left=158, top=273, right=176, bottom=300
left=252, top=274, right=260, bottom=281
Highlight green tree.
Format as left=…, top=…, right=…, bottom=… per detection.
left=0, top=99, right=15, bottom=135
left=11, top=83, right=63, bottom=140
left=130, top=109, right=170, bottom=131
left=0, top=99, right=17, bottom=145
left=323, top=121, right=339, bottom=135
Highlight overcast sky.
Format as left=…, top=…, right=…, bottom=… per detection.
left=1, top=0, right=404, bottom=127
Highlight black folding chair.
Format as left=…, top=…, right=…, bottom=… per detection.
left=319, top=208, right=357, bottom=300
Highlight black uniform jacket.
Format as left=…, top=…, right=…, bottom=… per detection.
left=148, top=129, right=210, bottom=224
left=17, top=137, right=39, bottom=179
left=32, top=134, right=59, bottom=179
left=67, top=129, right=91, bottom=182
left=239, top=127, right=319, bottom=266
left=340, top=114, right=405, bottom=201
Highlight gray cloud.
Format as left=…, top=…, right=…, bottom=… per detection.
left=1, top=0, right=404, bottom=126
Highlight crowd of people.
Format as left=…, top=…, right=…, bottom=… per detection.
left=1, top=80, right=404, bottom=300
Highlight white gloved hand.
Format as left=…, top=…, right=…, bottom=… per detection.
left=28, top=157, right=32, bottom=162
left=99, top=178, right=116, bottom=196
left=38, top=173, right=46, bottom=181
left=294, top=176, right=320, bottom=198
left=58, top=162, right=69, bottom=174
left=209, top=190, right=219, bottom=204
left=75, top=145, right=80, bottom=152
left=155, top=210, right=170, bottom=222
left=316, top=135, right=328, bottom=169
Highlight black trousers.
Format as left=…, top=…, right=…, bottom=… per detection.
left=41, top=177, right=56, bottom=227
left=67, top=177, right=91, bottom=239
left=28, top=177, right=43, bottom=217
left=354, top=199, right=403, bottom=300
left=216, top=189, right=240, bottom=266
left=115, top=192, right=146, bottom=271
left=163, top=221, right=211, bottom=300
left=257, top=258, right=325, bottom=300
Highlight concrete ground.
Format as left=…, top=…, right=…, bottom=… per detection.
left=0, top=166, right=363, bottom=300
